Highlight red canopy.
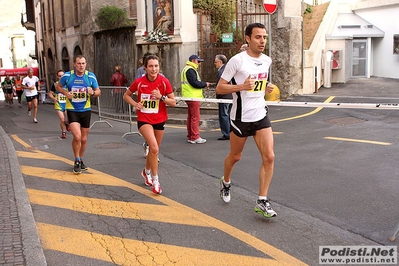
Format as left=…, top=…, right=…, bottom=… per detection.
left=0, top=67, right=39, bottom=77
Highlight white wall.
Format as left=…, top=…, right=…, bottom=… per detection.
left=354, top=4, right=399, bottom=78
left=0, top=0, right=36, bottom=69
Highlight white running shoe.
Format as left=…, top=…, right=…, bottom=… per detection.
left=189, top=137, right=207, bottom=144
left=141, top=169, right=152, bottom=186
left=152, top=180, right=162, bottom=194
left=219, top=177, right=231, bottom=203
left=254, top=199, right=277, bottom=218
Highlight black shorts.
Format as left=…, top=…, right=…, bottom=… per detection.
left=67, top=110, right=91, bottom=128
left=230, top=115, right=271, bottom=137
left=137, top=121, right=166, bottom=131
left=5, top=89, right=13, bottom=94
left=26, top=95, right=38, bottom=102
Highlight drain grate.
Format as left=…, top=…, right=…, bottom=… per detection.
left=325, top=116, right=365, bottom=126
left=94, top=142, right=128, bottom=149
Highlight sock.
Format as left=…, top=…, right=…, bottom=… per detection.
left=223, top=179, right=231, bottom=185
left=145, top=169, right=151, bottom=176
left=75, top=157, right=81, bottom=162
left=152, top=175, right=159, bottom=182
left=258, top=196, right=267, bottom=201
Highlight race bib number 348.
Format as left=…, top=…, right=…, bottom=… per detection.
left=71, top=87, right=87, bottom=102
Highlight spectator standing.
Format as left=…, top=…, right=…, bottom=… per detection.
left=180, top=54, right=212, bottom=144
left=216, top=23, right=277, bottom=218
left=48, top=70, right=70, bottom=139
left=14, top=75, right=23, bottom=107
left=135, top=58, right=146, bottom=79
left=56, top=55, right=101, bottom=174
left=39, top=78, right=47, bottom=103
left=214, top=54, right=232, bottom=140
left=110, top=65, right=128, bottom=112
left=22, top=68, right=40, bottom=123
left=124, top=55, right=176, bottom=194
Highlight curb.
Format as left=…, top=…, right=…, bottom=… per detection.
left=0, top=126, right=47, bottom=266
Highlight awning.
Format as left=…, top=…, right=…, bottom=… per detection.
left=0, top=67, right=39, bottom=77
left=328, top=13, right=385, bottom=39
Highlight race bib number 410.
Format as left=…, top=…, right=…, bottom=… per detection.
left=140, top=93, right=159, bottom=114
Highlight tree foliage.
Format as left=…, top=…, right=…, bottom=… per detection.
left=193, top=0, right=235, bottom=38
left=96, top=6, right=129, bottom=30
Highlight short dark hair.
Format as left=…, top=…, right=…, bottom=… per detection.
left=245, top=23, right=266, bottom=37
left=73, top=54, right=86, bottom=63
left=144, top=54, right=160, bottom=67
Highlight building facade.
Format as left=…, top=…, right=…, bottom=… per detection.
left=303, top=0, right=399, bottom=94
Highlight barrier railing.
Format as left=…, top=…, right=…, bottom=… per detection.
left=90, top=86, right=141, bottom=138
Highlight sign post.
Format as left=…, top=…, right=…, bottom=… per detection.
left=262, top=0, right=277, bottom=83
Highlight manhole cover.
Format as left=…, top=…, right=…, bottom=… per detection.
left=94, top=142, right=128, bottom=149
left=325, top=116, right=365, bottom=126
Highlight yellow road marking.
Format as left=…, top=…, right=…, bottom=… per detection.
left=271, top=96, right=335, bottom=123
left=13, top=135, right=306, bottom=266
left=27, top=189, right=206, bottom=227
left=324, top=136, right=391, bottom=146
left=37, top=222, right=281, bottom=265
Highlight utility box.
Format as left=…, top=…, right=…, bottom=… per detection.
left=332, top=50, right=341, bottom=69
left=324, top=50, right=333, bottom=88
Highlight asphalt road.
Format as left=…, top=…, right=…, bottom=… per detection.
left=1, top=88, right=398, bottom=265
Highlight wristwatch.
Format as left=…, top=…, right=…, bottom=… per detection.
left=160, top=95, right=166, bottom=101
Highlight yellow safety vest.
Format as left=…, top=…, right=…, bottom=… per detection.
left=181, top=61, right=204, bottom=99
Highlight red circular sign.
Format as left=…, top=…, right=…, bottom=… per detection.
left=263, top=0, right=277, bottom=14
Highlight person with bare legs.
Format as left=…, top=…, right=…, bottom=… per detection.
left=124, top=55, right=176, bottom=194
left=56, top=55, right=101, bottom=174
left=22, top=68, right=40, bottom=123
left=216, top=23, right=277, bottom=218
left=49, top=70, right=70, bottom=138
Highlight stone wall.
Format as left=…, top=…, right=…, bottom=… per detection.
left=271, top=0, right=303, bottom=98
left=94, top=27, right=137, bottom=86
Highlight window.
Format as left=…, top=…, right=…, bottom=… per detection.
left=48, top=1, right=52, bottom=30
left=74, top=0, right=79, bottom=25
left=42, top=3, right=46, bottom=32
left=61, top=0, right=65, bottom=28
left=394, top=34, right=399, bottom=54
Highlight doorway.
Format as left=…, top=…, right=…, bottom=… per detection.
left=351, top=39, right=367, bottom=78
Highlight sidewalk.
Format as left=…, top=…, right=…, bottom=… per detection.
left=0, top=126, right=46, bottom=266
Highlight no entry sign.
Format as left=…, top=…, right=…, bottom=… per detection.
left=263, top=0, right=277, bottom=14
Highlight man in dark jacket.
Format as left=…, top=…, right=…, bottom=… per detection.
left=215, top=54, right=232, bottom=140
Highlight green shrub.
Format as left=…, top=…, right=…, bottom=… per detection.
left=193, top=0, right=235, bottom=39
left=304, top=5, right=312, bottom=14
left=96, top=6, right=128, bottom=30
